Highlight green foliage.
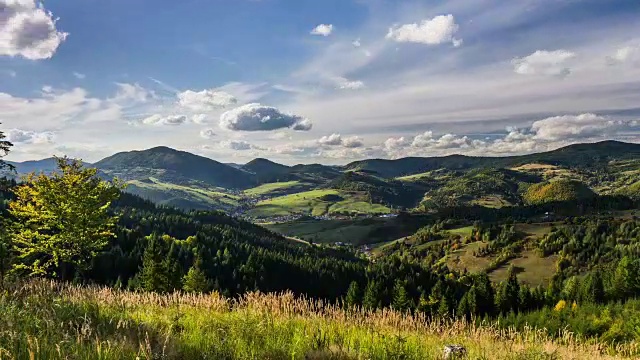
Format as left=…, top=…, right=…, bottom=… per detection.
left=523, top=180, right=596, bottom=205
left=8, top=157, right=123, bottom=278
left=392, top=280, right=412, bottom=311
left=362, top=280, right=380, bottom=310
left=345, top=281, right=360, bottom=307
left=183, top=256, right=210, bottom=293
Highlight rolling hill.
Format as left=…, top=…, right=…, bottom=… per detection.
left=346, top=141, right=640, bottom=178
left=95, top=146, right=256, bottom=189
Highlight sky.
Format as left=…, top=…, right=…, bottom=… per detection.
left=1, top=0, right=640, bottom=165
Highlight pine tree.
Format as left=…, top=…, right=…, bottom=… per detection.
left=183, top=256, right=209, bottom=293
left=0, top=125, right=12, bottom=171
left=345, top=281, right=361, bottom=308
left=582, top=269, right=605, bottom=303
left=437, top=294, right=451, bottom=317
left=8, top=157, right=123, bottom=278
left=362, top=280, right=380, bottom=310
left=474, top=273, right=495, bottom=316
left=138, top=234, right=171, bottom=293
left=392, top=280, right=412, bottom=312
left=612, top=256, right=639, bottom=300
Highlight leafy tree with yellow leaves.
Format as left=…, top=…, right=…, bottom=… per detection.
left=8, top=157, right=123, bottom=279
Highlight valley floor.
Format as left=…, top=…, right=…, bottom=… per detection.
left=0, top=281, right=636, bottom=360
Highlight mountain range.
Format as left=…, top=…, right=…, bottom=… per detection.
left=4, top=140, right=640, bottom=215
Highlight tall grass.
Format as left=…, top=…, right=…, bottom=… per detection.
left=0, top=280, right=637, bottom=359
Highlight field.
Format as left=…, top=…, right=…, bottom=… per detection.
left=0, top=280, right=632, bottom=360
left=248, top=189, right=391, bottom=218
left=243, top=181, right=313, bottom=197
left=126, top=177, right=240, bottom=210
left=264, top=218, right=388, bottom=244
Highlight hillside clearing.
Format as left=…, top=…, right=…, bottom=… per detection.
left=248, top=189, right=391, bottom=217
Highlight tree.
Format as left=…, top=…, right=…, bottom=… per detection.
left=362, top=280, right=380, bottom=310
left=183, top=256, right=209, bottom=293
left=8, top=157, right=123, bottom=278
left=581, top=270, right=605, bottom=304
left=138, top=234, right=171, bottom=292
left=0, top=124, right=13, bottom=171
left=0, top=221, right=11, bottom=289
left=612, top=256, right=639, bottom=300
left=345, top=281, right=361, bottom=308
left=392, top=280, right=412, bottom=312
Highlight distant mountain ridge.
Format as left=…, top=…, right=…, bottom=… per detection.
left=4, top=140, right=640, bottom=212
left=345, top=141, right=640, bottom=178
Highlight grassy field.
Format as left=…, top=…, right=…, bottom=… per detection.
left=0, top=280, right=632, bottom=360
left=243, top=181, right=312, bottom=197
left=126, top=177, right=240, bottom=210
left=249, top=189, right=391, bottom=218
left=264, top=218, right=387, bottom=244
left=490, top=250, right=558, bottom=286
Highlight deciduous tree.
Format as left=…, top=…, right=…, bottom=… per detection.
left=8, top=157, right=123, bottom=278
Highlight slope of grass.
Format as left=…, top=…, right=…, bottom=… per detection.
left=126, top=177, right=240, bottom=210
left=0, top=281, right=630, bottom=360
left=249, top=189, right=391, bottom=217
left=243, top=180, right=308, bottom=197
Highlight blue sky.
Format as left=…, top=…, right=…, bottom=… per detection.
left=1, top=0, right=640, bottom=164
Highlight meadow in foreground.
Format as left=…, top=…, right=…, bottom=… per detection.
left=1, top=281, right=638, bottom=360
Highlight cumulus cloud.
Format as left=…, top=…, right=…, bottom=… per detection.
left=220, top=140, right=252, bottom=151
left=7, top=128, right=54, bottom=144
left=0, top=0, right=68, bottom=60
left=112, top=83, right=155, bottom=103
left=73, top=72, right=86, bottom=79
left=342, top=136, right=364, bottom=148
left=142, top=114, right=187, bottom=126
left=530, top=113, right=628, bottom=141
left=411, top=131, right=477, bottom=149
left=177, top=89, right=237, bottom=112
left=607, top=45, right=640, bottom=65
left=386, top=15, right=461, bottom=46
left=220, top=103, right=312, bottom=131
left=199, top=128, right=216, bottom=139
left=384, top=136, right=411, bottom=150
left=317, top=133, right=364, bottom=148
left=311, top=24, right=333, bottom=36
left=512, top=50, right=575, bottom=77
left=318, top=133, right=343, bottom=146
left=352, top=38, right=361, bottom=47
left=191, top=114, right=208, bottom=124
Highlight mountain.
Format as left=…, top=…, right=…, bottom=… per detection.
left=242, top=158, right=290, bottom=175
left=2, top=158, right=93, bottom=178
left=523, top=180, right=597, bottom=205
left=346, top=141, right=640, bottom=178
left=95, top=146, right=256, bottom=189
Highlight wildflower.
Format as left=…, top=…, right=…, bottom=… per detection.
left=554, top=300, right=567, bottom=312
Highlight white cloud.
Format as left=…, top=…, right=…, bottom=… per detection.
left=220, top=103, right=312, bottom=131
left=142, top=114, right=188, bottom=126
left=342, top=136, right=364, bottom=148
left=199, top=128, right=216, bottom=139
left=318, top=133, right=342, bottom=146
left=386, top=15, right=461, bottom=46
left=384, top=136, right=411, bottom=150
left=530, top=113, right=628, bottom=141
left=7, top=128, right=54, bottom=144
left=0, top=0, right=68, bottom=60
left=311, top=24, right=333, bottom=37
left=336, top=78, right=365, bottom=90
left=512, top=50, right=575, bottom=77
left=411, top=131, right=476, bottom=149
left=317, top=133, right=364, bottom=148
left=608, top=45, right=640, bottom=64
left=191, top=114, right=208, bottom=124
left=177, top=89, right=237, bottom=112
left=112, top=83, right=155, bottom=103
left=73, top=72, right=86, bottom=80
left=220, top=140, right=252, bottom=151
left=352, top=38, right=361, bottom=47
